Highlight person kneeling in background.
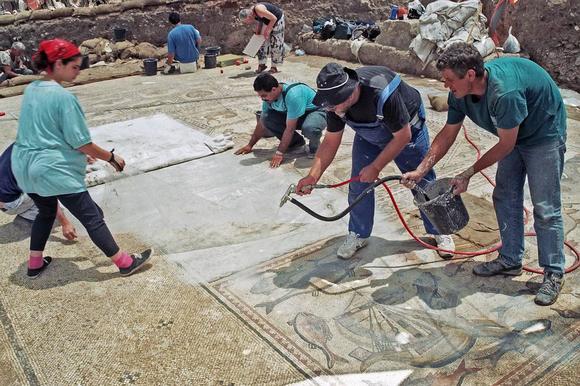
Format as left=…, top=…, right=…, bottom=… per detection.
left=164, top=12, right=202, bottom=75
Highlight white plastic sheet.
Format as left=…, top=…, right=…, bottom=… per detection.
left=243, top=34, right=267, bottom=57
left=410, top=0, right=494, bottom=63
left=85, top=114, right=214, bottom=186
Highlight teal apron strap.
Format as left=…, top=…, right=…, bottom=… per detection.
left=375, top=74, right=401, bottom=120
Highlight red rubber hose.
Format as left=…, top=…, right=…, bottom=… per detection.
left=313, top=126, right=580, bottom=274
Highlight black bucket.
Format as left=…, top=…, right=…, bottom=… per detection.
left=143, top=58, right=158, bottom=76
left=205, top=46, right=221, bottom=56
left=204, top=54, right=218, bottom=69
left=113, top=27, right=127, bottom=42
left=414, top=178, right=469, bottom=234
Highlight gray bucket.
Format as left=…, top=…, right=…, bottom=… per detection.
left=143, top=58, right=157, bottom=76
left=414, top=178, right=469, bottom=234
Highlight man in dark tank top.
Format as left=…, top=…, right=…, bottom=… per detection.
left=239, top=2, right=285, bottom=74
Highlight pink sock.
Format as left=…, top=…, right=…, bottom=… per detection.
left=29, top=255, right=44, bottom=269
left=113, top=252, right=133, bottom=269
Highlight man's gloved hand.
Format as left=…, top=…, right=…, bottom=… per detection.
left=451, top=166, right=475, bottom=195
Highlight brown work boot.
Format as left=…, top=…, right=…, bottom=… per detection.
left=255, top=64, right=267, bottom=74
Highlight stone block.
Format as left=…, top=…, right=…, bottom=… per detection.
left=73, top=7, right=95, bottom=17
left=30, top=9, right=53, bottom=21
left=358, top=43, right=439, bottom=78
left=134, top=42, right=158, bottom=59
left=93, top=4, right=122, bottom=15
left=14, top=11, right=30, bottom=23
left=301, top=38, right=356, bottom=62
left=50, top=7, right=74, bottom=18
left=299, top=34, right=439, bottom=79
left=375, top=19, right=419, bottom=50
left=217, top=54, right=244, bottom=67
left=114, top=41, right=135, bottom=52
left=121, top=0, right=145, bottom=11
left=120, top=47, right=137, bottom=60
left=0, top=15, right=15, bottom=26
left=81, top=38, right=103, bottom=50
left=143, top=0, right=166, bottom=6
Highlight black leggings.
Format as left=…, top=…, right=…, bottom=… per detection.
left=28, top=191, right=120, bottom=257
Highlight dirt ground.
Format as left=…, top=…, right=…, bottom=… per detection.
left=1, top=0, right=577, bottom=91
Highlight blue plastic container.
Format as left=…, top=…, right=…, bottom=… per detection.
left=389, top=5, right=399, bottom=20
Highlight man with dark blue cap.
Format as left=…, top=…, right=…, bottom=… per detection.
left=296, top=63, right=454, bottom=260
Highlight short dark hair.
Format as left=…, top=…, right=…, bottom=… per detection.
left=253, top=73, right=279, bottom=92
left=436, top=42, right=485, bottom=78
left=168, top=12, right=180, bottom=25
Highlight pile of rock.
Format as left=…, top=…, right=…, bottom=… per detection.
left=79, top=38, right=167, bottom=65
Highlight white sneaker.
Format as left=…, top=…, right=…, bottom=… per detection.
left=434, top=234, right=455, bottom=259
left=337, top=231, right=368, bottom=259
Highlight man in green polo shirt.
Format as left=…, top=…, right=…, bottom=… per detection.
left=402, top=42, right=567, bottom=306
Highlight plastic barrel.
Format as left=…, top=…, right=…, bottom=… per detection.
left=80, top=55, right=90, bottom=70
left=204, top=54, right=218, bottom=69
left=414, top=178, right=469, bottom=234
left=205, top=46, right=221, bottom=56
left=143, top=58, right=158, bottom=76
left=113, top=27, right=127, bottom=41
left=389, top=6, right=399, bottom=20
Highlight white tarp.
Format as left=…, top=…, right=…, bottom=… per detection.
left=85, top=114, right=223, bottom=186
left=410, top=0, right=495, bottom=63
left=86, top=152, right=350, bottom=282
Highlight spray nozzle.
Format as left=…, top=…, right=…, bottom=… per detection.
left=279, top=183, right=296, bottom=207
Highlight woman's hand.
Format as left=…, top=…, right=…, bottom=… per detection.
left=62, top=222, right=78, bottom=240
left=109, top=152, right=126, bottom=172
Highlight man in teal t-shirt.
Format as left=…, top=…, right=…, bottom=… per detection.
left=235, top=73, right=326, bottom=167
left=402, top=42, right=567, bottom=307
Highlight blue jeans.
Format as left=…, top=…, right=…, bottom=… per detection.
left=349, top=127, right=438, bottom=238
left=494, top=138, right=566, bottom=274
left=261, top=109, right=325, bottom=151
